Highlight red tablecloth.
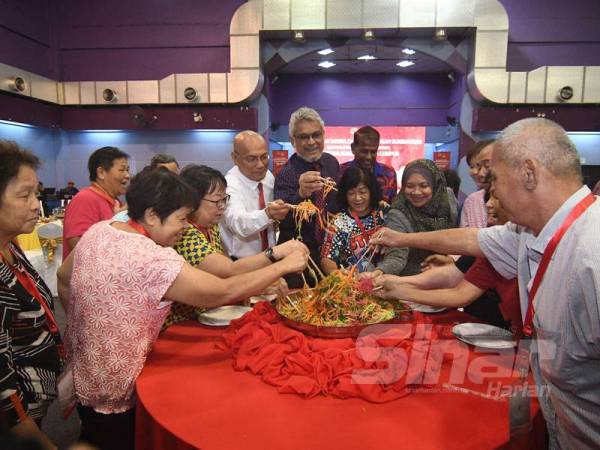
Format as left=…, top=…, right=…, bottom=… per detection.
left=135, top=308, right=546, bottom=450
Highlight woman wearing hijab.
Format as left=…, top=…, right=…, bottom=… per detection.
left=368, top=159, right=457, bottom=277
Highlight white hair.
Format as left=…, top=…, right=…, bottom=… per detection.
left=288, top=107, right=324, bottom=137
left=495, top=118, right=582, bottom=180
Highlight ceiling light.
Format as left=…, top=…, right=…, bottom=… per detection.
left=434, top=28, right=447, bottom=41
left=357, top=54, right=376, bottom=61
left=396, top=60, right=415, bottom=68
left=402, top=48, right=416, bottom=55
left=318, top=61, right=336, bottom=69
left=363, top=30, right=375, bottom=41
left=318, top=48, right=334, bottom=56
left=293, top=31, right=305, bottom=43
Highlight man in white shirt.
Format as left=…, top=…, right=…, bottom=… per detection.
left=372, top=118, right=600, bottom=449
left=220, top=131, right=290, bottom=259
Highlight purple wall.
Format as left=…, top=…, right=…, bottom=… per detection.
left=0, top=0, right=59, bottom=78
left=56, top=0, right=244, bottom=81
left=270, top=73, right=453, bottom=127
left=500, top=0, right=600, bottom=71
left=2, top=0, right=600, bottom=81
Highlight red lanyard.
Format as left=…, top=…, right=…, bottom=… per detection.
left=90, top=183, right=121, bottom=211
left=522, top=193, right=596, bottom=337
left=127, top=219, right=151, bottom=238
left=350, top=210, right=378, bottom=243
left=1, top=246, right=63, bottom=356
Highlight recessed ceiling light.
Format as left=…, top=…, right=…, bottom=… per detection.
left=364, top=30, right=376, bottom=41
left=402, top=48, right=416, bottom=55
left=357, top=54, right=376, bottom=61
left=396, top=60, right=415, bottom=68
left=293, top=31, right=305, bottom=43
left=318, top=61, right=336, bottom=69
left=318, top=48, right=335, bottom=56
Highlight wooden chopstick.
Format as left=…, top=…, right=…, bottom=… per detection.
left=308, top=254, right=325, bottom=279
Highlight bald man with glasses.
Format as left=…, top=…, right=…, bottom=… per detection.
left=220, top=131, right=290, bottom=259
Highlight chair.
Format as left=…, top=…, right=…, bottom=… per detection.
left=37, top=221, right=63, bottom=264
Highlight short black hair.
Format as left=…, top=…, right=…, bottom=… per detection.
left=337, top=166, right=382, bottom=212
left=0, top=140, right=40, bottom=203
left=88, top=146, right=129, bottom=181
left=443, top=169, right=461, bottom=197
left=180, top=164, right=227, bottom=199
left=126, top=168, right=198, bottom=222
left=353, top=126, right=380, bottom=145
left=150, top=153, right=179, bottom=169
left=466, top=139, right=494, bottom=166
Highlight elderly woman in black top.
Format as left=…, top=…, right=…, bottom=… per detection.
left=0, top=141, right=61, bottom=450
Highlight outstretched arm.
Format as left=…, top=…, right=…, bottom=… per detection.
left=371, top=226, right=484, bottom=258
left=375, top=274, right=484, bottom=309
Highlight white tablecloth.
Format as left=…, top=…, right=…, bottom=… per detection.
left=25, top=247, right=62, bottom=297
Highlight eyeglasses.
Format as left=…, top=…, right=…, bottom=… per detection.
left=294, top=130, right=324, bottom=142
left=234, top=152, right=270, bottom=165
left=201, top=194, right=230, bottom=208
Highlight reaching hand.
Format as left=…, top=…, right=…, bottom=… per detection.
left=358, top=269, right=384, bottom=281
left=298, top=171, right=324, bottom=198
left=263, top=278, right=289, bottom=297
left=373, top=274, right=407, bottom=300
left=273, top=239, right=309, bottom=260
left=266, top=199, right=290, bottom=221
left=420, top=254, right=454, bottom=272
left=279, top=249, right=309, bottom=274
left=369, top=227, right=407, bottom=248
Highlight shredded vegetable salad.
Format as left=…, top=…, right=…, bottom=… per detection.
left=277, top=270, right=398, bottom=327
left=292, top=200, right=325, bottom=237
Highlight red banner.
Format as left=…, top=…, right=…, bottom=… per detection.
left=324, top=126, right=426, bottom=171
left=271, top=150, right=289, bottom=175
left=433, top=151, right=451, bottom=171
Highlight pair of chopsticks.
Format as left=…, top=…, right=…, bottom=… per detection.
left=303, top=254, right=324, bottom=287
left=285, top=295, right=302, bottom=314
left=320, top=176, right=338, bottom=191
left=352, top=230, right=384, bottom=270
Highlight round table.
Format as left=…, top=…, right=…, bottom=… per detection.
left=135, top=311, right=545, bottom=450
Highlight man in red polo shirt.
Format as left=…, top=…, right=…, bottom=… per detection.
left=63, top=146, right=130, bottom=258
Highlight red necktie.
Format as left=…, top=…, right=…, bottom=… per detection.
left=257, top=182, right=269, bottom=251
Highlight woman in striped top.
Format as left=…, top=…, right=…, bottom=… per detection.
left=0, top=140, right=62, bottom=450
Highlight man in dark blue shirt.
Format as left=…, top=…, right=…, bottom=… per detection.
left=274, top=107, right=339, bottom=287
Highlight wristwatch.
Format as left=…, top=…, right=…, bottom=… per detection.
left=264, top=247, right=278, bottom=263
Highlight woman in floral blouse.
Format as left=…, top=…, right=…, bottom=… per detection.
left=58, top=168, right=307, bottom=450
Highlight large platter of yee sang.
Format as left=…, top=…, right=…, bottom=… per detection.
left=276, top=270, right=410, bottom=338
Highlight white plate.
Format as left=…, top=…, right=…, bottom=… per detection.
left=197, top=305, right=253, bottom=326
left=452, top=323, right=516, bottom=349
left=249, top=294, right=277, bottom=304
left=407, top=302, right=447, bottom=314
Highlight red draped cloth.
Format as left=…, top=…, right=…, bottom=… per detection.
left=136, top=304, right=546, bottom=450
left=218, top=302, right=461, bottom=402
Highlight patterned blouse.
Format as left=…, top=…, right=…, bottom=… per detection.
left=65, top=221, right=184, bottom=413
left=0, top=243, right=62, bottom=426
left=163, top=224, right=223, bottom=329
left=321, top=207, right=386, bottom=272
